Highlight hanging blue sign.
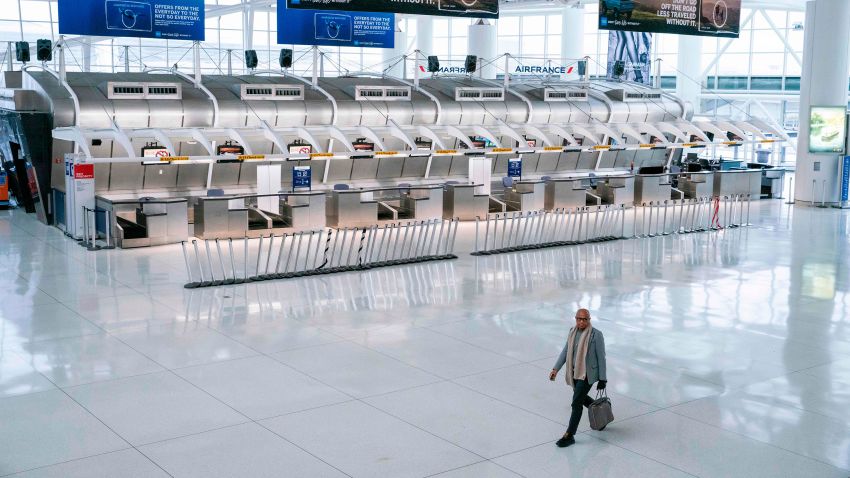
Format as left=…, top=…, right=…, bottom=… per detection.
left=841, top=156, right=850, bottom=202
left=508, top=158, right=522, bottom=179
left=58, top=0, right=204, bottom=40
left=293, top=166, right=312, bottom=190
left=278, top=3, right=394, bottom=49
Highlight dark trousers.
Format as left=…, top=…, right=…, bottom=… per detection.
left=567, top=379, right=594, bottom=435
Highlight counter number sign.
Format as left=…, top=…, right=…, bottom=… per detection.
left=293, top=165, right=312, bottom=190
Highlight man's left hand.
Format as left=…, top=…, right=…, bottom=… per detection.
left=597, top=380, right=607, bottom=390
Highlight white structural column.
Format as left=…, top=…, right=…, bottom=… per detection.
left=468, top=19, right=497, bottom=79
left=676, top=34, right=702, bottom=119
left=795, top=0, right=850, bottom=204
left=417, top=16, right=434, bottom=57
left=383, top=17, right=408, bottom=78
left=561, top=5, right=584, bottom=80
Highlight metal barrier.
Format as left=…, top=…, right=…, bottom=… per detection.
left=471, top=205, right=626, bottom=256
left=634, top=194, right=751, bottom=238
left=80, top=206, right=115, bottom=251
left=181, top=218, right=459, bottom=288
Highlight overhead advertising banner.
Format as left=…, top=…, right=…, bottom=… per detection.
left=607, top=31, right=653, bottom=84
left=287, top=0, right=497, bottom=19
left=58, top=0, right=204, bottom=40
left=278, top=4, right=394, bottom=48
left=599, top=0, right=740, bottom=38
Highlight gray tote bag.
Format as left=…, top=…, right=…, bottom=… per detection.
left=588, top=389, right=614, bottom=431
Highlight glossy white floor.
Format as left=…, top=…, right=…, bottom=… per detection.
left=1, top=199, right=849, bottom=477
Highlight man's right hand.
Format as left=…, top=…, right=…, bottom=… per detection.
left=549, top=370, right=557, bottom=381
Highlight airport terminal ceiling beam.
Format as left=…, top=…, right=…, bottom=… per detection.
left=671, top=122, right=711, bottom=143
left=323, top=126, right=356, bottom=152
left=136, top=128, right=176, bottom=155
left=415, top=126, right=447, bottom=150
left=522, top=125, right=554, bottom=147
left=615, top=124, right=649, bottom=144
left=443, top=125, right=475, bottom=149
left=497, top=120, right=528, bottom=147
left=387, top=120, right=419, bottom=151
left=355, top=126, right=387, bottom=151
left=110, top=125, right=137, bottom=159
left=547, top=125, right=580, bottom=146
left=470, top=126, right=502, bottom=149
left=567, top=124, right=600, bottom=145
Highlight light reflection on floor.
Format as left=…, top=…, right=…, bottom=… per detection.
left=0, top=200, right=849, bottom=477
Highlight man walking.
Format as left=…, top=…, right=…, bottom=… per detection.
left=549, top=308, right=608, bottom=447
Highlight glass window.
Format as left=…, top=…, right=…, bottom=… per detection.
left=498, top=16, right=519, bottom=35
left=521, top=35, right=545, bottom=59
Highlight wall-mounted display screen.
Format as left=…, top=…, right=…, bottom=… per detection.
left=286, top=0, right=497, bottom=19
left=142, top=145, right=170, bottom=158
left=599, top=0, right=740, bottom=38
left=216, top=144, right=245, bottom=155
left=288, top=143, right=313, bottom=155
left=59, top=0, right=204, bottom=40
left=809, top=106, right=847, bottom=154
left=277, top=3, right=395, bottom=48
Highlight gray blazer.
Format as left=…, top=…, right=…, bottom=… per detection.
left=553, top=328, right=607, bottom=384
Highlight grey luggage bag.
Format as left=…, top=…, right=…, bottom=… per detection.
left=588, top=390, right=613, bottom=431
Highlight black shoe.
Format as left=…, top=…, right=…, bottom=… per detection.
left=556, top=434, right=575, bottom=448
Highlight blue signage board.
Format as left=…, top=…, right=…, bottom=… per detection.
left=842, top=156, right=850, bottom=202
left=59, top=0, right=204, bottom=40
left=293, top=166, right=312, bottom=190
left=508, top=158, right=522, bottom=178
left=278, top=3, right=394, bottom=48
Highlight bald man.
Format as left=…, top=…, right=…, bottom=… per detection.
left=549, top=308, right=608, bottom=447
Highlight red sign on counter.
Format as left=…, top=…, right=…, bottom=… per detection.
left=74, top=164, right=94, bottom=179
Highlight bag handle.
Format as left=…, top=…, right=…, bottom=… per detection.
left=595, top=387, right=608, bottom=399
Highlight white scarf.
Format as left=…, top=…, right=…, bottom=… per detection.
left=564, top=325, right=592, bottom=388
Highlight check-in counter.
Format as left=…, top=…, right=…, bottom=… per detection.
left=282, top=191, right=326, bottom=230
left=714, top=169, right=761, bottom=197
left=505, top=180, right=545, bottom=212
left=327, top=189, right=378, bottom=227
left=634, top=174, right=673, bottom=204
left=544, top=177, right=587, bottom=210
left=97, top=196, right=188, bottom=248
left=194, top=196, right=249, bottom=239
left=596, top=175, right=635, bottom=206
left=678, top=171, right=714, bottom=199
left=401, top=185, right=444, bottom=220
left=443, top=183, right=489, bottom=220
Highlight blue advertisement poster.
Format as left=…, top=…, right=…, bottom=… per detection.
left=507, top=158, right=522, bottom=178
left=278, top=3, right=394, bottom=48
left=841, top=156, right=850, bottom=202
left=58, top=0, right=205, bottom=41
left=287, top=0, right=497, bottom=19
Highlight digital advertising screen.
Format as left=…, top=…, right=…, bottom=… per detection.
left=288, top=143, right=313, bottom=155
left=607, top=31, right=653, bottom=84
left=809, top=106, right=847, bottom=154
left=59, top=0, right=204, bottom=40
left=599, top=0, right=740, bottom=38
left=286, top=0, right=497, bottom=19
left=278, top=3, right=395, bottom=48
left=142, top=145, right=170, bottom=158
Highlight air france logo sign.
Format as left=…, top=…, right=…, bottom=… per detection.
left=418, top=65, right=575, bottom=74
left=514, top=65, right=574, bottom=75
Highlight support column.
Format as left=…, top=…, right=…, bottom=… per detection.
left=417, top=16, right=433, bottom=56
left=676, top=34, right=702, bottom=118
left=383, top=17, right=407, bottom=78
left=795, top=0, right=850, bottom=205
left=561, top=5, right=584, bottom=81
left=468, top=19, right=496, bottom=79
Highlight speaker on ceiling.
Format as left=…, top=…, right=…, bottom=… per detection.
left=427, top=55, right=440, bottom=73
left=15, top=41, right=29, bottom=63
left=245, top=49, right=258, bottom=69
left=279, top=48, right=293, bottom=68
left=464, top=55, right=477, bottom=74
left=36, top=39, right=51, bottom=62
